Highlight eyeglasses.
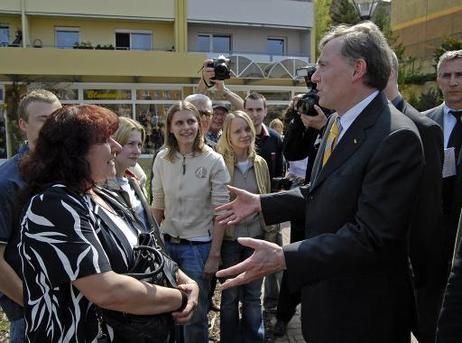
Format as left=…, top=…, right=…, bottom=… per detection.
left=199, top=110, right=213, bottom=117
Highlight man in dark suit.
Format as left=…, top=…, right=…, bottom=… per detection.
left=423, top=50, right=462, bottom=281
left=437, top=232, right=462, bottom=343
left=384, top=49, right=445, bottom=343
left=215, top=21, right=424, bottom=343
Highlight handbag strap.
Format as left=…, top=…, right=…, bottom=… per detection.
left=126, top=245, right=164, bottom=279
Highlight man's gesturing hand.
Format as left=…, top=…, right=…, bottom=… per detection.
left=216, top=237, right=286, bottom=289
left=215, top=185, right=262, bottom=225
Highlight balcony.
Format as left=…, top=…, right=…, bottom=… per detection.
left=0, top=46, right=206, bottom=78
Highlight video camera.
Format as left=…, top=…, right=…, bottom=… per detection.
left=207, top=55, right=231, bottom=81
left=295, top=65, right=319, bottom=116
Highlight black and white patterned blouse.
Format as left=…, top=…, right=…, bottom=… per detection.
left=19, top=184, right=137, bottom=342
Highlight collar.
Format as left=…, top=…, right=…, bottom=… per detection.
left=391, top=94, right=404, bottom=110
left=443, top=103, right=462, bottom=117
left=259, top=124, right=270, bottom=137
left=338, top=90, right=379, bottom=140
left=124, top=169, right=138, bottom=180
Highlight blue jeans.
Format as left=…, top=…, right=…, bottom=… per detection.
left=220, top=240, right=264, bottom=343
left=9, top=318, right=25, bottom=343
left=165, top=241, right=211, bottom=343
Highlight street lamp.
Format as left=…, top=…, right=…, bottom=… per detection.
left=350, top=0, right=381, bottom=21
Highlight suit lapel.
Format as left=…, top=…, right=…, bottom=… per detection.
left=309, top=115, right=335, bottom=187
left=310, top=92, right=386, bottom=192
left=431, top=104, right=445, bottom=129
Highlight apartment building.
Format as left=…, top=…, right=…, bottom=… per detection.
left=0, top=0, right=313, bottom=158
left=391, top=0, right=462, bottom=72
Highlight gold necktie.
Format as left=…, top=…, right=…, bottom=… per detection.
left=322, top=117, right=341, bottom=166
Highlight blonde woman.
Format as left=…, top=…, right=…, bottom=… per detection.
left=103, top=117, right=158, bottom=235
left=151, top=100, right=230, bottom=343
left=216, top=111, right=271, bottom=342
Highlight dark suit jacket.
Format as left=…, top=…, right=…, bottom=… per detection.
left=260, top=92, right=424, bottom=343
left=424, top=104, right=462, bottom=264
left=394, top=98, right=445, bottom=343
left=437, top=237, right=462, bottom=342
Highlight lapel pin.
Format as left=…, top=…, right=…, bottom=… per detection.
left=353, top=138, right=358, bottom=144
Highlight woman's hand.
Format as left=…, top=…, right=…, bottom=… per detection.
left=172, top=273, right=199, bottom=324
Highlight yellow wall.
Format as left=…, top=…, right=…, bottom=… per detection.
left=28, top=17, right=174, bottom=50
left=0, top=47, right=206, bottom=78
left=16, top=0, right=174, bottom=20
left=392, top=0, right=462, bottom=31
left=391, top=0, right=462, bottom=72
left=0, top=0, right=20, bottom=13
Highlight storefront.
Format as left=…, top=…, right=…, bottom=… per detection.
left=0, top=81, right=306, bottom=159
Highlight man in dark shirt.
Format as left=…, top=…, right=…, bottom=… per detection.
left=244, top=92, right=284, bottom=179
left=244, top=92, right=284, bottom=312
left=0, top=89, right=61, bottom=342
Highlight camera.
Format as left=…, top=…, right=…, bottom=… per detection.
left=271, top=177, right=293, bottom=191
left=207, top=55, right=231, bottom=81
left=295, top=65, right=319, bottom=116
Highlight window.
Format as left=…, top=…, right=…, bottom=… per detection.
left=267, top=38, right=285, bottom=56
left=0, top=26, right=9, bottom=47
left=55, top=28, right=80, bottom=48
left=196, top=34, right=231, bottom=54
left=115, top=31, right=152, bottom=51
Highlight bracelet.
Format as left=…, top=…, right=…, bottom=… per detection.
left=176, top=290, right=188, bottom=312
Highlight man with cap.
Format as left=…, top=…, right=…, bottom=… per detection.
left=207, top=103, right=229, bottom=144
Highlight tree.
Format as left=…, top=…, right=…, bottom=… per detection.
left=433, top=36, right=462, bottom=71
left=315, top=0, right=333, bottom=60
left=329, top=0, right=358, bottom=26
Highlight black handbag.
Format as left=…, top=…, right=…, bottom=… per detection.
left=93, top=189, right=179, bottom=342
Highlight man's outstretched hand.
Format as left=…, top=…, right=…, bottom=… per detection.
left=215, top=185, right=262, bottom=225
left=216, top=237, right=286, bottom=289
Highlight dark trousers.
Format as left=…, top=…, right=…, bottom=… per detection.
left=276, top=221, right=304, bottom=323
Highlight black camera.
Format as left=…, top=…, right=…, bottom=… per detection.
left=271, top=177, right=293, bottom=191
left=207, top=55, right=231, bottom=81
left=295, top=65, right=319, bottom=116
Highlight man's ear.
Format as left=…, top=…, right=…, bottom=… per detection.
left=18, top=117, right=27, bottom=133
left=352, top=58, right=367, bottom=81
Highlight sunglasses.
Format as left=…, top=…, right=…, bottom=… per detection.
left=199, top=110, right=213, bottom=117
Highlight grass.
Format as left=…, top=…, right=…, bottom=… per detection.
left=0, top=310, right=9, bottom=342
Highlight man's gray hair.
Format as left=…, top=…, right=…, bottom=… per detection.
left=319, top=21, right=391, bottom=90
left=388, top=48, right=399, bottom=75
left=184, top=93, right=212, bottom=112
left=437, top=49, right=462, bottom=75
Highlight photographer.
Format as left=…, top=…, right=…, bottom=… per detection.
left=283, top=69, right=330, bottom=182
left=197, top=58, right=244, bottom=111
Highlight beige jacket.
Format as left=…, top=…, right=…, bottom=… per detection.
left=223, top=154, right=276, bottom=241
left=152, top=145, right=230, bottom=239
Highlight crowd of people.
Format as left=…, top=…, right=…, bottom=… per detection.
left=0, top=20, right=461, bottom=343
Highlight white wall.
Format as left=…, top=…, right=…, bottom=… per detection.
left=188, top=23, right=311, bottom=59
left=188, top=0, right=313, bottom=29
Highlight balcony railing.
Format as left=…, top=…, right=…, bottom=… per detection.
left=0, top=42, right=175, bottom=52
left=190, top=50, right=311, bottom=64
